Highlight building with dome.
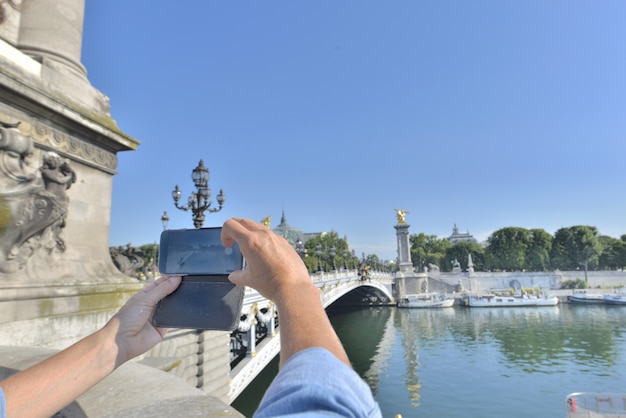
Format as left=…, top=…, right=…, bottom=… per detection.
left=447, top=224, right=478, bottom=244
left=272, top=211, right=320, bottom=246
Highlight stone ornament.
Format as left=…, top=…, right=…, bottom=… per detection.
left=109, top=244, right=151, bottom=279
left=0, top=121, right=76, bottom=273
left=18, top=119, right=118, bottom=173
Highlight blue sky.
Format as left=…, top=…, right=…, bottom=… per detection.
left=82, top=1, right=626, bottom=261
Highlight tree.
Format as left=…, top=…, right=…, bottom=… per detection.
left=485, top=227, right=531, bottom=271
left=551, top=226, right=602, bottom=281
left=409, top=233, right=452, bottom=271
left=362, top=253, right=382, bottom=269
left=444, top=241, right=485, bottom=272
left=598, top=235, right=626, bottom=270
left=304, top=230, right=354, bottom=272
left=525, top=229, right=553, bottom=271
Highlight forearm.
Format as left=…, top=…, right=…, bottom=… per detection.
left=0, top=326, right=118, bottom=418
left=274, top=282, right=350, bottom=368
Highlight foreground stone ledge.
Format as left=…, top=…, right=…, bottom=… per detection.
left=0, top=346, right=244, bottom=418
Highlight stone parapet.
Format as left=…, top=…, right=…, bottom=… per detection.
left=0, top=346, right=244, bottom=417
left=145, top=329, right=232, bottom=405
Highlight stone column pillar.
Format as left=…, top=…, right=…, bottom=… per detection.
left=394, top=222, right=413, bottom=273
left=17, top=0, right=87, bottom=77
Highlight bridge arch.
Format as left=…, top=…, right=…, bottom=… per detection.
left=321, top=279, right=394, bottom=308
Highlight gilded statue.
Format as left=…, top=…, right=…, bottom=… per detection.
left=261, top=215, right=271, bottom=228
left=395, top=208, right=409, bottom=224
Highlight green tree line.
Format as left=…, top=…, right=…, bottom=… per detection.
left=410, top=225, right=626, bottom=274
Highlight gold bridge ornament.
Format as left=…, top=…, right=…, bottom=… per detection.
left=395, top=208, right=408, bottom=224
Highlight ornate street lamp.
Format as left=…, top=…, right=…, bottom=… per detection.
left=316, top=243, right=323, bottom=272
left=161, top=211, right=169, bottom=231
left=171, top=160, right=225, bottom=228
left=295, top=239, right=307, bottom=259
left=343, top=250, right=348, bottom=270
left=330, top=246, right=337, bottom=271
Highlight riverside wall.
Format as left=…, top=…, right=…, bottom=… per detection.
left=429, top=270, right=626, bottom=293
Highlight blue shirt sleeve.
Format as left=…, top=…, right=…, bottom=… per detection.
left=0, top=386, right=6, bottom=418
left=254, top=347, right=382, bottom=418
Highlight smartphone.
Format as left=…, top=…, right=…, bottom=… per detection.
left=152, top=227, right=245, bottom=331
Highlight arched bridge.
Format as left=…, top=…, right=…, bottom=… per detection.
left=227, top=269, right=394, bottom=402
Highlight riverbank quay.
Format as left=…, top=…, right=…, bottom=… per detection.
left=429, top=270, right=626, bottom=297
left=449, top=289, right=624, bottom=306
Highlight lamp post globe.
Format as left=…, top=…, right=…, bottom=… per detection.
left=161, top=211, right=169, bottom=231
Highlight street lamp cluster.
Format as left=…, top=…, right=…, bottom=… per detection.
left=170, top=160, right=225, bottom=229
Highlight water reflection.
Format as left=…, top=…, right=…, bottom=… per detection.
left=453, top=306, right=620, bottom=374
left=343, top=304, right=625, bottom=414
left=362, top=307, right=396, bottom=391
left=237, top=304, right=626, bottom=418
left=328, top=306, right=392, bottom=389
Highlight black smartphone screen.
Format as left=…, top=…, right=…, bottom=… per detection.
left=158, top=227, right=243, bottom=275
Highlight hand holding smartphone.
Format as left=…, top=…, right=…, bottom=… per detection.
left=152, top=227, right=245, bottom=330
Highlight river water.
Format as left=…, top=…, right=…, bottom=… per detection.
left=232, top=304, right=626, bottom=417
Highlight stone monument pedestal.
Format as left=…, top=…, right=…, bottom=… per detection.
left=0, top=1, right=241, bottom=409
left=0, top=1, right=142, bottom=349
left=393, top=220, right=428, bottom=299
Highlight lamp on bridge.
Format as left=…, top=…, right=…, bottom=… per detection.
left=343, top=250, right=348, bottom=270
left=295, top=239, right=307, bottom=259
left=161, top=211, right=169, bottom=231
left=316, top=243, right=323, bottom=272
left=171, top=160, right=225, bottom=228
left=330, top=246, right=337, bottom=271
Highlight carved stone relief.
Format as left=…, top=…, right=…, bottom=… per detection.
left=17, top=120, right=118, bottom=173
left=109, top=244, right=154, bottom=279
left=0, top=121, right=76, bottom=273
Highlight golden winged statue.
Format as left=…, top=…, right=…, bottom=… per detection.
left=395, top=208, right=408, bottom=224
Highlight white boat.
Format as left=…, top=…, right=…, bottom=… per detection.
left=467, top=292, right=558, bottom=307
left=568, top=292, right=605, bottom=304
left=566, top=392, right=626, bottom=417
left=397, top=292, right=455, bottom=308
left=603, top=290, right=626, bottom=305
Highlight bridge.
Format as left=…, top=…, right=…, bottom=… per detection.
left=227, top=269, right=394, bottom=402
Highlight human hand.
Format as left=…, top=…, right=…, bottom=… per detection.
left=105, top=275, right=182, bottom=368
left=221, top=218, right=311, bottom=301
